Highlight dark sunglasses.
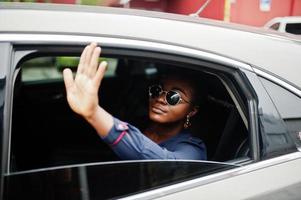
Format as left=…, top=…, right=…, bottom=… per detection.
left=148, top=84, right=190, bottom=106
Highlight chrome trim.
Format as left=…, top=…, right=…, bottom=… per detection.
left=123, top=152, right=301, bottom=200
left=253, top=68, right=301, bottom=98
left=0, top=33, right=253, bottom=71
left=6, top=160, right=238, bottom=176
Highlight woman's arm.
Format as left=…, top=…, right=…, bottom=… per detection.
left=105, top=118, right=206, bottom=160
left=63, top=42, right=113, bottom=137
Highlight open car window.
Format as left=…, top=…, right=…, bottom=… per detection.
left=10, top=49, right=249, bottom=174
left=6, top=46, right=252, bottom=199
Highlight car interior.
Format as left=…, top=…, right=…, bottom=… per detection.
left=10, top=54, right=249, bottom=172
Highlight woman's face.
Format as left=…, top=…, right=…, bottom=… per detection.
left=149, top=77, right=197, bottom=124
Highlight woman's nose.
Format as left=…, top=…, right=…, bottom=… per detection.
left=156, top=92, right=167, bottom=104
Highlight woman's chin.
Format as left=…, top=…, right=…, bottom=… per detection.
left=149, top=113, right=166, bottom=123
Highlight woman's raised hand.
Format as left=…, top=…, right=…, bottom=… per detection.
left=63, top=42, right=107, bottom=119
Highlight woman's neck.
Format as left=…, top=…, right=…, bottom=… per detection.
left=144, top=121, right=184, bottom=144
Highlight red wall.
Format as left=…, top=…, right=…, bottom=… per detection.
left=130, top=0, right=167, bottom=11
left=230, top=0, right=301, bottom=26
left=292, top=0, right=301, bottom=15
left=165, top=0, right=225, bottom=20
left=130, top=0, right=225, bottom=20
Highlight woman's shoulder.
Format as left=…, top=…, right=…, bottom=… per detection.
left=178, top=130, right=205, bottom=146
left=177, top=130, right=207, bottom=160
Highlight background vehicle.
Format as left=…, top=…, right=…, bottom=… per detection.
left=264, top=16, right=301, bottom=35
left=1, top=3, right=301, bottom=199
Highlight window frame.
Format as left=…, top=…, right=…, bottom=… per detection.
left=4, top=36, right=258, bottom=179
left=12, top=47, right=251, bottom=160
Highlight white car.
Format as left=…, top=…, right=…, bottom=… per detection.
left=264, top=16, right=301, bottom=35
left=1, top=2, right=301, bottom=200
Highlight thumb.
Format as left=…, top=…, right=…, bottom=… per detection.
left=63, top=68, right=74, bottom=92
left=94, top=61, right=107, bottom=88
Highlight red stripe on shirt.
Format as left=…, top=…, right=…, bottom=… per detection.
left=111, top=130, right=127, bottom=146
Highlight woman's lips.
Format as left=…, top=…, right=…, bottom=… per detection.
left=151, top=105, right=167, bottom=114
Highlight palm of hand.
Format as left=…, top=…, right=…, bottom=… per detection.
left=63, top=43, right=107, bottom=119
left=67, top=73, right=99, bottom=117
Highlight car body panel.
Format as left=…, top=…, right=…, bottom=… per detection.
left=153, top=153, right=301, bottom=200
left=1, top=3, right=301, bottom=90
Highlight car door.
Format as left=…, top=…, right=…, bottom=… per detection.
left=1, top=34, right=300, bottom=200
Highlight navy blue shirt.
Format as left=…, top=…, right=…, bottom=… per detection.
left=102, top=117, right=207, bottom=160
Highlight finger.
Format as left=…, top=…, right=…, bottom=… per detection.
left=77, top=45, right=89, bottom=74
left=63, top=68, right=75, bottom=91
left=94, top=61, right=107, bottom=88
left=87, top=46, right=101, bottom=77
left=83, top=42, right=97, bottom=74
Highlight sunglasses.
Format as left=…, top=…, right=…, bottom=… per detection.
left=148, top=84, right=190, bottom=106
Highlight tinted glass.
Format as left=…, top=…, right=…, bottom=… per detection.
left=243, top=70, right=295, bottom=158
left=4, top=161, right=237, bottom=200
left=166, top=91, right=181, bottom=105
left=260, top=77, right=301, bottom=147
left=285, top=23, right=301, bottom=35
left=149, top=84, right=161, bottom=98
left=260, top=78, right=301, bottom=119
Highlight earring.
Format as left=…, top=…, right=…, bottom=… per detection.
left=184, top=115, right=191, bottom=129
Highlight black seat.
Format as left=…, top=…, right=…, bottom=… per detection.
left=211, top=104, right=248, bottom=161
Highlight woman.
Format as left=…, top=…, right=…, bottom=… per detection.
left=63, top=42, right=206, bottom=160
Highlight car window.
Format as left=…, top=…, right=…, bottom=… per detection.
left=241, top=70, right=296, bottom=158
left=7, top=46, right=251, bottom=199
left=269, top=22, right=280, bottom=30
left=285, top=23, right=301, bottom=35
left=260, top=77, right=301, bottom=148
left=4, top=161, right=237, bottom=199
left=11, top=50, right=249, bottom=174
